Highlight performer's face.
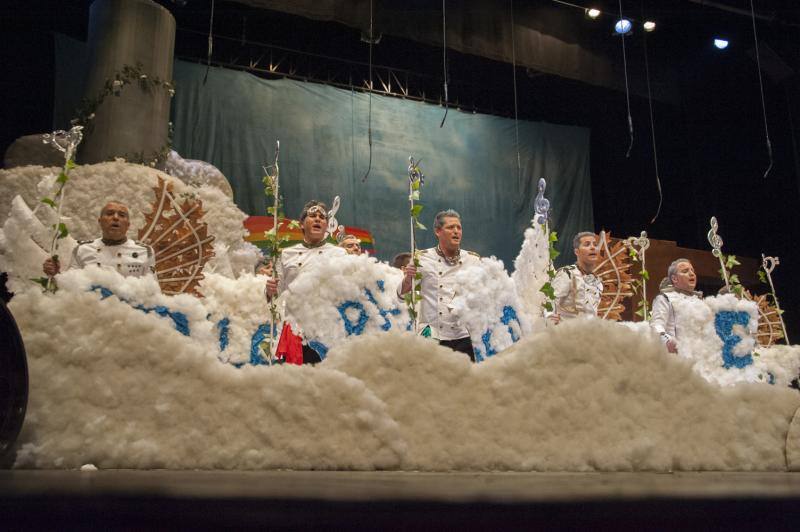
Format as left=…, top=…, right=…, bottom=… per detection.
left=98, top=202, right=130, bottom=241
left=256, top=261, right=273, bottom=277
left=302, top=208, right=327, bottom=243
left=341, top=237, right=361, bottom=255
left=671, top=261, right=696, bottom=291
left=574, top=235, right=599, bottom=270
left=435, top=216, right=462, bottom=252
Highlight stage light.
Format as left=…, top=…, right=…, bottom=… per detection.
left=714, top=38, right=729, bottom=50
left=614, top=19, right=632, bottom=35
left=643, top=21, right=656, bottom=32
left=586, top=8, right=601, bottom=19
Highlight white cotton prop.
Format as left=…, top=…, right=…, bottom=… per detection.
left=164, top=150, right=233, bottom=198
left=450, top=257, right=532, bottom=361
left=669, top=294, right=796, bottom=387
left=0, top=195, right=76, bottom=292
left=0, top=162, right=249, bottom=266
left=197, top=272, right=273, bottom=365
left=326, top=321, right=800, bottom=471
left=283, top=254, right=408, bottom=355
left=755, top=344, right=800, bottom=388
left=227, top=241, right=263, bottom=278
left=10, top=281, right=406, bottom=470
left=512, top=222, right=551, bottom=327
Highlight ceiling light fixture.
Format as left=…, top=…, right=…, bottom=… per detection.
left=643, top=20, right=656, bottom=32
left=614, top=18, right=632, bottom=35
left=714, top=38, right=729, bottom=49
left=586, top=8, right=601, bottom=19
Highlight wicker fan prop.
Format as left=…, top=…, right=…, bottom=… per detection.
left=138, top=177, right=215, bottom=295
left=743, top=289, right=786, bottom=347
left=592, top=234, right=635, bottom=321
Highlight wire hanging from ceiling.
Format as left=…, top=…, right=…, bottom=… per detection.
left=510, top=0, right=522, bottom=184
left=618, top=0, right=634, bottom=158
left=203, top=0, right=215, bottom=84
left=641, top=1, right=662, bottom=224
left=439, top=0, right=450, bottom=128
left=749, top=0, right=773, bottom=179
left=361, top=0, right=375, bottom=182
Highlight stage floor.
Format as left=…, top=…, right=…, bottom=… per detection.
left=2, top=470, right=800, bottom=529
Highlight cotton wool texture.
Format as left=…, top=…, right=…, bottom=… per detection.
left=11, top=278, right=406, bottom=470
left=11, top=274, right=800, bottom=471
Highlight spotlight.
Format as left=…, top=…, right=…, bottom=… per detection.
left=713, top=38, right=729, bottom=50
left=643, top=20, right=656, bottom=32
left=586, top=8, right=601, bottom=19
left=614, top=19, right=632, bottom=35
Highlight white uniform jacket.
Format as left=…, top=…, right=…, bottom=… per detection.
left=650, top=287, right=702, bottom=343
left=397, top=247, right=480, bottom=341
left=551, top=264, right=603, bottom=320
left=70, top=238, right=156, bottom=278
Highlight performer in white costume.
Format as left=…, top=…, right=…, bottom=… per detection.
left=650, top=258, right=702, bottom=353
left=338, top=234, right=362, bottom=255
left=265, top=200, right=346, bottom=364
left=42, top=201, right=155, bottom=279
left=549, top=231, right=603, bottom=323
left=399, top=209, right=480, bottom=360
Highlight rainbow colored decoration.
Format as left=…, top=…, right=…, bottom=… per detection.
left=244, top=216, right=376, bottom=255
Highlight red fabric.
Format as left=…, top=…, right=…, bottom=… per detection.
left=276, top=322, right=304, bottom=365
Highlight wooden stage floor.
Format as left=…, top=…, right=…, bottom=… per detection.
left=2, top=470, right=800, bottom=530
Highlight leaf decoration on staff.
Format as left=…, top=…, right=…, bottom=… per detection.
left=593, top=231, right=634, bottom=321
left=32, top=125, right=84, bottom=293
left=533, top=178, right=559, bottom=313
left=138, top=177, right=215, bottom=296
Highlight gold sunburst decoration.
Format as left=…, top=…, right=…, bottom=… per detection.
left=743, top=289, right=785, bottom=347
left=138, top=177, right=215, bottom=295
left=593, top=233, right=634, bottom=321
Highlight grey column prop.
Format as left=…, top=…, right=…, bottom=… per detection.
left=80, top=0, right=175, bottom=166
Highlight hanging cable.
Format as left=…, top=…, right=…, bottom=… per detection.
left=618, top=0, right=634, bottom=157
left=203, top=0, right=215, bottom=84
left=439, top=0, right=449, bottom=128
left=361, top=0, right=374, bottom=182
left=642, top=2, right=662, bottom=224
left=510, top=0, right=522, bottom=184
left=750, top=0, right=773, bottom=178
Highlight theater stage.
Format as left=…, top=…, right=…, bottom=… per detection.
left=2, top=470, right=800, bottom=529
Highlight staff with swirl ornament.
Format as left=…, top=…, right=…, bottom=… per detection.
left=406, top=157, right=425, bottom=332
left=261, top=140, right=281, bottom=364
left=761, top=254, right=789, bottom=344
left=625, top=231, right=651, bottom=320
left=707, top=216, right=730, bottom=291
left=40, top=125, right=84, bottom=292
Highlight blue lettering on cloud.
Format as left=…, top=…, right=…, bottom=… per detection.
left=90, top=285, right=190, bottom=336
left=714, top=310, right=754, bottom=369
left=475, top=306, right=522, bottom=362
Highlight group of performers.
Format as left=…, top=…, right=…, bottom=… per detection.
left=43, top=199, right=702, bottom=364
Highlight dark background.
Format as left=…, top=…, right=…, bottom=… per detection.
left=2, top=0, right=799, bottom=338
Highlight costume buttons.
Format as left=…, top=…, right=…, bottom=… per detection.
left=298, top=262, right=303, bottom=267
left=117, top=253, right=122, bottom=257
left=318, top=251, right=323, bottom=254
left=439, top=285, right=443, bottom=288
left=438, top=271, right=442, bottom=275
left=439, top=311, right=443, bottom=315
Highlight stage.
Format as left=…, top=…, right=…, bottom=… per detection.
left=2, top=470, right=800, bottom=529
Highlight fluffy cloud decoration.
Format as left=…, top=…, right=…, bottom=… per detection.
left=283, top=254, right=408, bottom=356
left=449, top=257, right=532, bottom=361
left=512, top=222, right=551, bottom=326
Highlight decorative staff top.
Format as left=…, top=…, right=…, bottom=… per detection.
left=326, top=195, right=343, bottom=237
left=534, top=178, right=550, bottom=225
left=42, top=125, right=84, bottom=163
left=408, top=157, right=424, bottom=188
left=707, top=216, right=724, bottom=258
left=625, top=231, right=650, bottom=252
left=761, top=254, right=779, bottom=275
